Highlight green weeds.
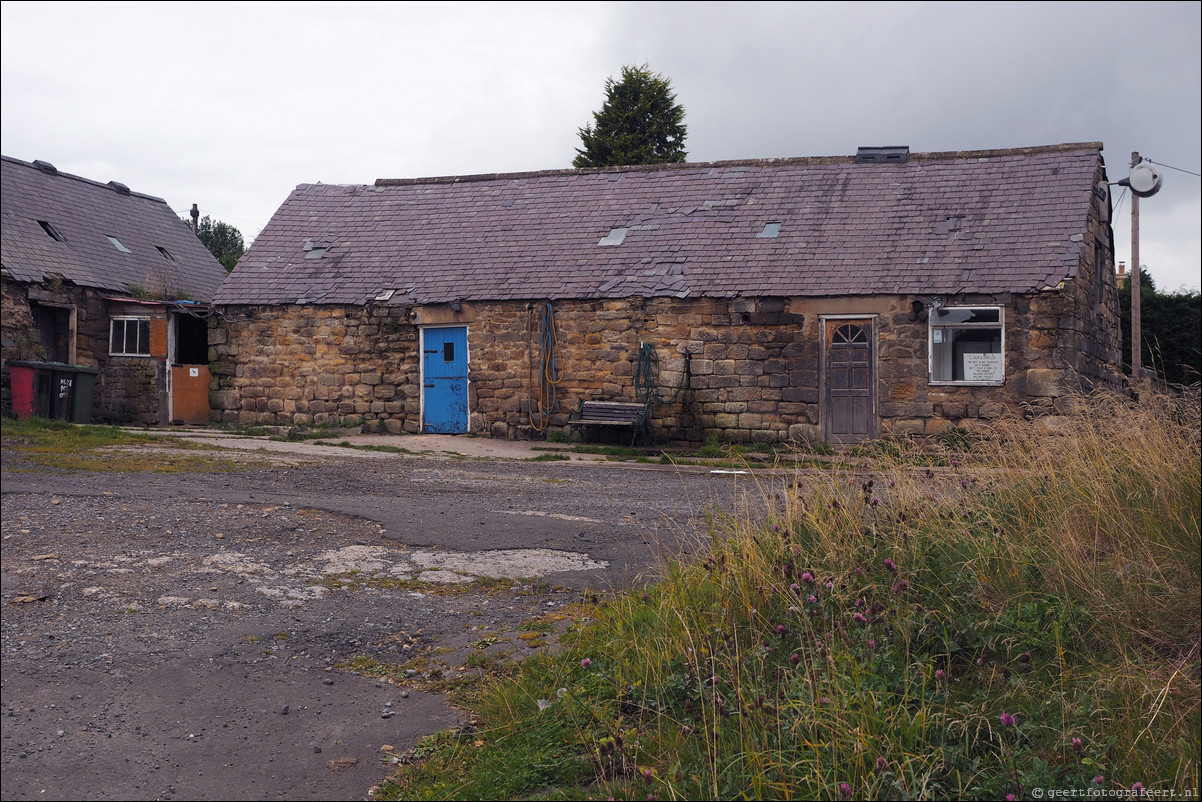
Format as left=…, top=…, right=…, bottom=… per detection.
left=378, top=390, right=1201, bottom=800
left=0, top=417, right=254, bottom=472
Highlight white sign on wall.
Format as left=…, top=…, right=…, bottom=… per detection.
left=963, top=353, right=1003, bottom=382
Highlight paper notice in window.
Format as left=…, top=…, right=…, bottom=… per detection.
left=962, top=353, right=1002, bottom=382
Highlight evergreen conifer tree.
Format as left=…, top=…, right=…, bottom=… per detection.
left=573, top=64, right=687, bottom=168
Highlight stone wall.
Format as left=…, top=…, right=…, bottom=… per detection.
left=211, top=272, right=1121, bottom=443
left=97, top=357, right=163, bottom=425
left=2, top=276, right=173, bottom=424
left=2, top=276, right=104, bottom=419
left=208, top=304, right=419, bottom=432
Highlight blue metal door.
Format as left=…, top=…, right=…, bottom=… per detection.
left=422, top=326, right=468, bottom=433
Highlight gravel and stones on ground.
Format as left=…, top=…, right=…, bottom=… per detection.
left=1, top=437, right=748, bottom=801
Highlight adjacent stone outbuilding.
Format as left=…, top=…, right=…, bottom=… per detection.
left=2, top=156, right=227, bottom=424
left=211, top=143, right=1121, bottom=444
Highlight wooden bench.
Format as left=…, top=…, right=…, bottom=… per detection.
left=566, top=400, right=650, bottom=446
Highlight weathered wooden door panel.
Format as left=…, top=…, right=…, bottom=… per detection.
left=823, top=319, right=875, bottom=443
left=171, top=365, right=210, bottom=425
left=422, top=326, right=468, bottom=434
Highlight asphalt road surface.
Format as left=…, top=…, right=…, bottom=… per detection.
left=1, top=436, right=750, bottom=801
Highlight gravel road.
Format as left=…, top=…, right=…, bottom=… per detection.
left=1, top=437, right=747, bottom=801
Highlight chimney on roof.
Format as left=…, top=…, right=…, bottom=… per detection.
left=108, top=181, right=131, bottom=195
left=190, top=203, right=200, bottom=234
left=855, top=146, right=909, bottom=164
left=32, top=160, right=58, bottom=174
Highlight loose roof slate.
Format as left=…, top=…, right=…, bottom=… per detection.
left=1, top=155, right=227, bottom=301
left=215, top=143, right=1105, bottom=307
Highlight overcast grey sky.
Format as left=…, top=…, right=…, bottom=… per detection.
left=3, top=1, right=1199, bottom=291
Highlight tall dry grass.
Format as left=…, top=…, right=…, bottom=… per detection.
left=380, top=388, right=1200, bottom=800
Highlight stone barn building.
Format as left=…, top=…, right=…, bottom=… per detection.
left=2, top=156, right=227, bottom=424
left=210, top=142, right=1121, bottom=445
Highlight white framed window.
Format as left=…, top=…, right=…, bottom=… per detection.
left=110, top=317, right=151, bottom=356
left=929, top=306, right=1004, bottom=385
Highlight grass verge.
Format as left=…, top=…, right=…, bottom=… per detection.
left=0, top=416, right=254, bottom=472
left=376, top=390, right=1200, bottom=800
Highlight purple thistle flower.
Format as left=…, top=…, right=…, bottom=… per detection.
left=999, top=712, right=1015, bottom=727
left=838, top=782, right=852, bottom=798
left=790, top=652, right=800, bottom=664
left=826, top=581, right=835, bottom=590
left=801, top=571, right=815, bottom=584
left=853, top=612, right=867, bottom=624
left=1006, top=795, right=1016, bottom=801
left=807, top=594, right=818, bottom=604
left=935, top=669, right=945, bottom=680
left=884, top=557, right=897, bottom=574
left=876, top=756, right=887, bottom=772
left=643, top=768, right=653, bottom=785
left=1072, top=736, right=1083, bottom=753
left=775, top=624, right=787, bottom=635
left=1093, top=776, right=1104, bottom=785
left=790, top=583, right=801, bottom=592
left=581, top=657, right=592, bottom=669
left=1132, top=782, right=1144, bottom=794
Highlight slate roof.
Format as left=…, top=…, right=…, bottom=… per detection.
left=1, top=155, right=227, bottom=301
left=215, top=143, right=1106, bottom=307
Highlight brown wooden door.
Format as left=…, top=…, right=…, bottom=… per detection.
left=171, top=365, right=210, bottom=425
left=823, top=319, right=875, bottom=443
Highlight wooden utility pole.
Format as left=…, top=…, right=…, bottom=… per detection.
left=1130, top=151, right=1141, bottom=377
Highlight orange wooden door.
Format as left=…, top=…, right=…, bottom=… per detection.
left=171, top=365, right=210, bottom=425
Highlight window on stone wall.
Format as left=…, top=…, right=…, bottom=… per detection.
left=110, top=317, right=151, bottom=357
left=929, top=306, right=1004, bottom=385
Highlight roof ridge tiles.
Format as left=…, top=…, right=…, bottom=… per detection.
left=370, top=142, right=1103, bottom=189
left=1, top=154, right=168, bottom=203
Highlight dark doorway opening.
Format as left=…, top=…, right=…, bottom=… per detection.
left=31, top=303, right=71, bottom=363
left=175, top=313, right=208, bottom=365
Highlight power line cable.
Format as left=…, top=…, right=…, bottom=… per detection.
left=1145, top=160, right=1201, bottom=178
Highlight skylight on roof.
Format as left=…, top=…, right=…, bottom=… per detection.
left=38, top=220, right=66, bottom=243
left=598, top=227, right=627, bottom=247
left=156, top=246, right=175, bottom=261
left=106, top=235, right=131, bottom=253
left=757, top=222, right=782, bottom=239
